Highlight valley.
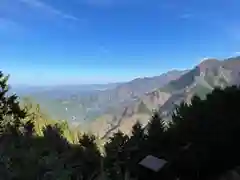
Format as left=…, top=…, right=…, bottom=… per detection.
left=13, top=56, right=240, bottom=139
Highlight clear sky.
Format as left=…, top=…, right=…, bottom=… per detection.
left=0, top=0, right=240, bottom=85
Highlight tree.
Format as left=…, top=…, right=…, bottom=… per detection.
left=104, top=131, right=129, bottom=180
left=145, top=112, right=166, bottom=156
left=124, top=121, right=146, bottom=178
left=0, top=71, right=26, bottom=134
left=4, top=69, right=240, bottom=180
left=169, top=86, right=240, bottom=180
left=0, top=71, right=104, bottom=180
left=131, top=121, right=145, bottom=140
left=78, top=134, right=102, bottom=180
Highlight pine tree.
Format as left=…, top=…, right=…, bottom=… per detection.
left=0, top=71, right=26, bottom=134
left=145, top=112, right=167, bottom=157
left=104, top=131, right=129, bottom=180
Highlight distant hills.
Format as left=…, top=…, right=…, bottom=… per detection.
left=13, top=70, right=186, bottom=127
left=12, top=56, right=240, bottom=138
left=90, top=56, right=240, bottom=138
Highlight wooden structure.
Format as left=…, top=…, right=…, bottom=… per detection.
left=138, top=155, right=175, bottom=180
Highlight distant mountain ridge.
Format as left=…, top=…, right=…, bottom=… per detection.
left=13, top=56, right=240, bottom=138
left=146, top=56, right=240, bottom=115
left=12, top=83, right=122, bottom=95
left=91, top=56, right=240, bottom=138
left=14, top=69, right=186, bottom=128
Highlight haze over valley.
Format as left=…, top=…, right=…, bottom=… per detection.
left=1, top=1, right=240, bottom=179
left=10, top=56, right=240, bottom=138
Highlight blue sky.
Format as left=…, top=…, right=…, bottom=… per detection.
left=0, top=0, right=240, bottom=85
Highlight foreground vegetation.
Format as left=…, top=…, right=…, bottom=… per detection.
left=1, top=71, right=240, bottom=180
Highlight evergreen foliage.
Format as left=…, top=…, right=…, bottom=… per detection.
left=1, top=70, right=240, bottom=180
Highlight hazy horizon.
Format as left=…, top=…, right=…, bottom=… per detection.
left=1, top=0, right=240, bottom=85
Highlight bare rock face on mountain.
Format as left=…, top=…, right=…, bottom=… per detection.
left=17, top=56, right=240, bottom=139
left=17, top=69, right=186, bottom=125
left=157, top=56, right=240, bottom=117
left=198, top=59, right=221, bottom=73
left=141, top=90, right=172, bottom=110
left=95, top=56, right=240, bottom=139
left=101, top=70, right=188, bottom=102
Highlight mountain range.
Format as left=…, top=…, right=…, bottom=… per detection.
left=13, top=56, right=240, bottom=138
left=13, top=70, right=185, bottom=125
left=89, top=56, right=240, bottom=138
